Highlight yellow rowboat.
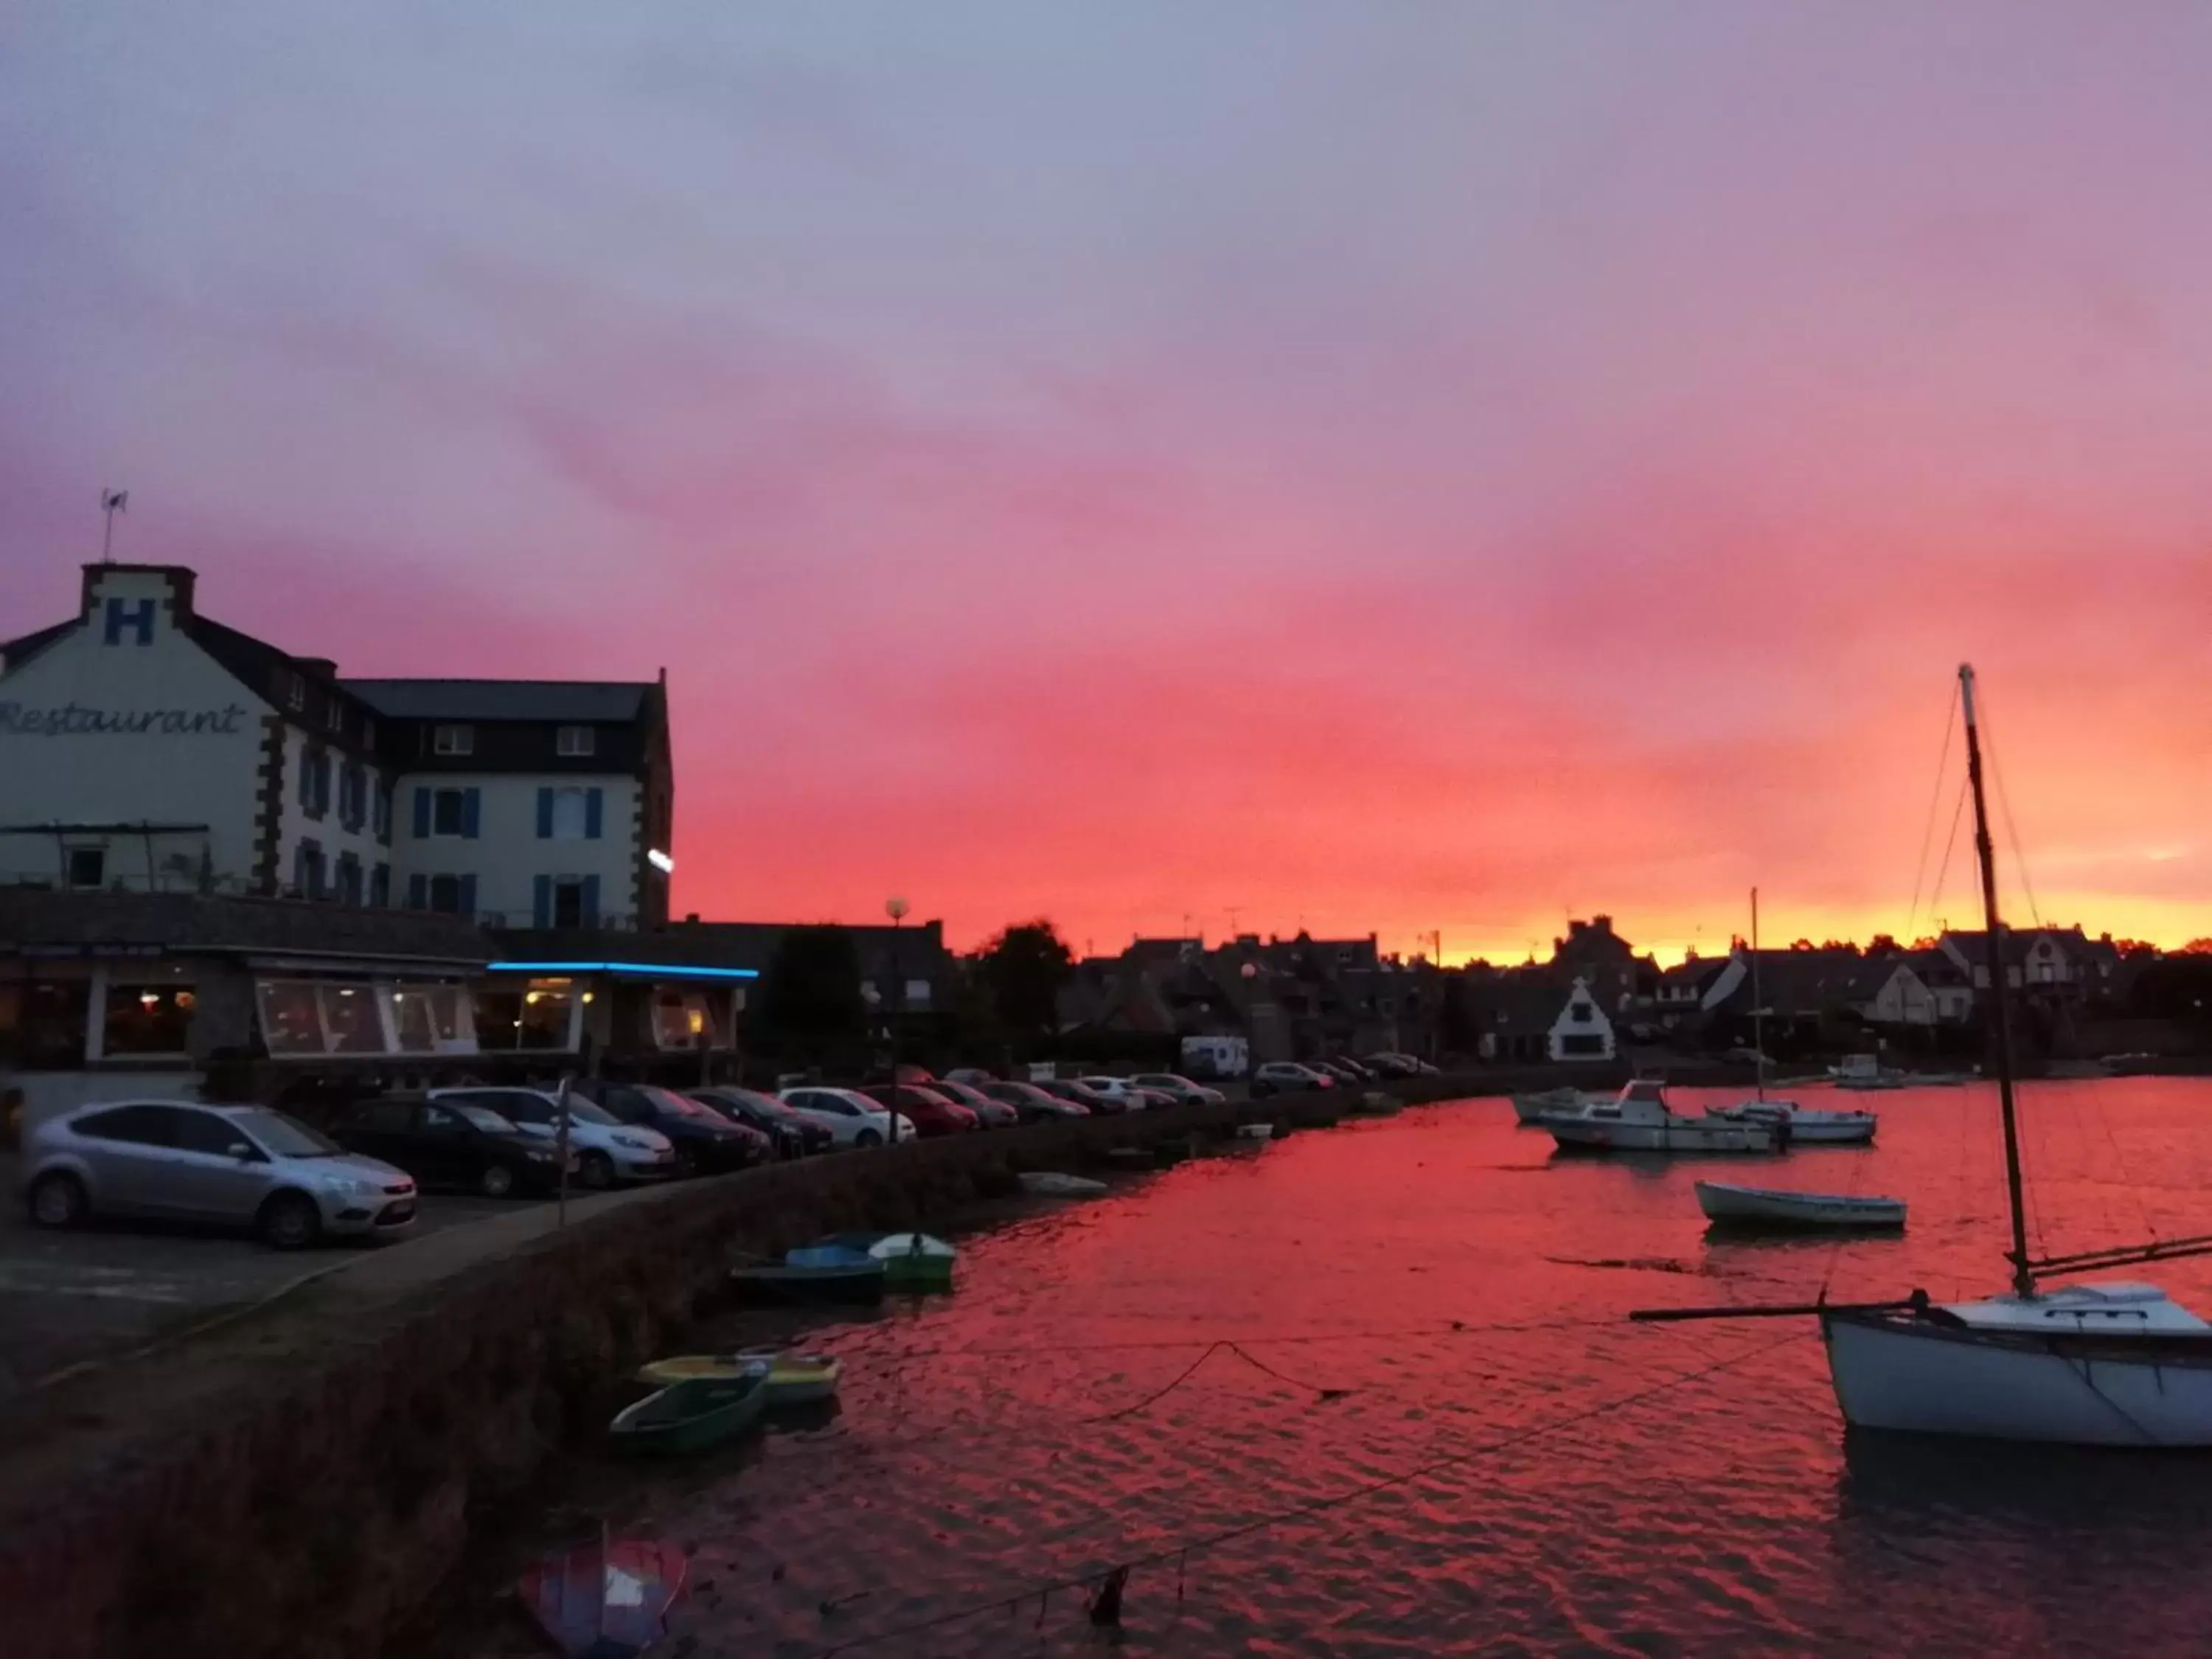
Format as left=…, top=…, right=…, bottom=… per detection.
left=638, top=1349, right=842, bottom=1408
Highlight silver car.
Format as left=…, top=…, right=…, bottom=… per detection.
left=22, top=1099, right=417, bottom=1250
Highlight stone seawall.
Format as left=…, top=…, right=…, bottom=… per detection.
left=0, top=1079, right=1472, bottom=1659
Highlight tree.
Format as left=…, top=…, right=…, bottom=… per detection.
left=754, top=925, right=867, bottom=1064
left=1866, top=934, right=1900, bottom=956
left=978, top=919, right=1075, bottom=1051
left=2183, top=939, right=2212, bottom=956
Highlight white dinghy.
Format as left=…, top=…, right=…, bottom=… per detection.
left=1695, top=1182, right=1904, bottom=1230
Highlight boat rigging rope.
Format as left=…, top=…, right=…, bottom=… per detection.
left=1925, top=774, right=1971, bottom=938
left=1972, top=685, right=2045, bottom=931
left=799, top=1327, right=1814, bottom=1658
left=1903, top=678, right=1962, bottom=947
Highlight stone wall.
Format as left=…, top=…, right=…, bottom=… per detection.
left=0, top=1081, right=1453, bottom=1659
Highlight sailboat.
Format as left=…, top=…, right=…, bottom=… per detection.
left=1705, top=888, right=1879, bottom=1146
left=1643, top=665, right=2212, bottom=1446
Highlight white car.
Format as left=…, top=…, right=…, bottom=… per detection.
left=431, top=1087, right=675, bottom=1187
left=1129, top=1072, right=1227, bottom=1106
left=779, top=1086, right=919, bottom=1148
left=1250, top=1061, right=1335, bottom=1098
left=1079, top=1077, right=1178, bottom=1110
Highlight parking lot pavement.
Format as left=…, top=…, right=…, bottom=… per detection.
left=0, top=1155, right=546, bottom=1404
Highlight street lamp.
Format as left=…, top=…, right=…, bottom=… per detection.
left=885, top=897, right=908, bottom=1138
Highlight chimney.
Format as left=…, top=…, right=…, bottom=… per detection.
left=295, top=658, right=338, bottom=681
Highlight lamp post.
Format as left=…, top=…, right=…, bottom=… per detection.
left=885, top=897, right=908, bottom=1147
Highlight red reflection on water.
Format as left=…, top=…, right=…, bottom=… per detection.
left=424, top=1079, right=2212, bottom=1659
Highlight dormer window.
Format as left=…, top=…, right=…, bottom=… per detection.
left=287, top=675, right=306, bottom=713
left=556, top=725, right=595, bottom=757
left=433, top=724, right=473, bottom=757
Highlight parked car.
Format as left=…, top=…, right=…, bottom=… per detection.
left=1325, top=1055, right=1378, bottom=1082
left=1250, top=1061, right=1335, bottom=1098
left=943, top=1068, right=999, bottom=1087
left=689, top=1087, right=834, bottom=1158
left=332, top=1095, right=568, bottom=1198
left=1129, top=1072, right=1226, bottom=1106
left=1311, top=1060, right=1365, bottom=1087
left=928, top=1078, right=1020, bottom=1128
left=779, top=1086, right=919, bottom=1147
left=860, top=1084, right=979, bottom=1137
left=1077, top=1077, right=1162, bottom=1111
left=1036, top=1077, right=1124, bottom=1115
left=1361, top=1053, right=1419, bottom=1079
left=981, top=1079, right=1088, bottom=1122
left=431, top=1086, right=676, bottom=1189
left=22, top=1099, right=417, bottom=1250
left=575, top=1082, right=771, bottom=1175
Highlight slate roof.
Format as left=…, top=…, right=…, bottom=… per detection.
left=344, top=680, right=653, bottom=723
left=0, top=888, right=490, bottom=964
left=0, top=619, right=77, bottom=673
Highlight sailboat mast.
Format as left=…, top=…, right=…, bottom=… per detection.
left=1750, top=887, right=1764, bottom=1102
left=1960, top=664, right=2031, bottom=1296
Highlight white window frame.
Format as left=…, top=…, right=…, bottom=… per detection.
left=434, top=723, right=473, bottom=757
left=287, top=676, right=306, bottom=712
left=556, top=725, right=595, bottom=757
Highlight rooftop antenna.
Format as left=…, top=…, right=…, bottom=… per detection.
left=100, top=488, right=128, bottom=563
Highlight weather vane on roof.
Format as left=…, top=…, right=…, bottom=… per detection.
left=100, top=488, right=128, bottom=563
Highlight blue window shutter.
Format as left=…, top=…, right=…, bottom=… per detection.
left=581, top=874, right=600, bottom=927
left=411, top=787, right=431, bottom=838
left=458, top=874, right=477, bottom=920
left=532, top=874, right=552, bottom=929
left=535, top=787, right=553, bottom=840
left=462, top=788, right=481, bottom=839
left=408, top=873, right=427, bottom=910
left=585, top=787, right=603, bottom=840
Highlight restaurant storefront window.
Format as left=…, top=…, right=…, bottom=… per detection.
left=103, top=982, right=195, bottom=1057
left=474, top=978, right=577, bottom=1051
left=256, top=980, right=326, bottom=1054
left=320, top=983, right=383, bottom=1054
left=652, top=990, right=723, bottom=1051
left=259, top=978, right=479, bottom=1057
left=1, top=979, right=91, bottom=1069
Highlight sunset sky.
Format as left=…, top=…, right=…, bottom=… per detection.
left=4, top=4, right=2207, bottom=961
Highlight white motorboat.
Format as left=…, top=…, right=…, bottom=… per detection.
left=1704, top=1100, right=1878, bottom=1145
left=1511, top=1086, right=1604, bottom=1124
left=1235, top=1121, right=1276, bottom=1141
left=1642, top=667, right=2212, bottom=1447
left=1829, top=1053, right=1905, bottom=1091
left=1695, top=1181, right=1905, bottom=1230
left=1707, top=888, right=1879, bottom=1147
left=1540, top=1079, right=1776, bottom=1154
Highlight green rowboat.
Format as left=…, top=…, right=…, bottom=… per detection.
left=609, top=1365, right=771, bottom=1455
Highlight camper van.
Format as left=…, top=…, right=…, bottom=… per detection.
left=1179, top=1035, right=1250, bottom=1080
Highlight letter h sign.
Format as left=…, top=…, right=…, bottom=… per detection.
left=103, top=597, right=156, bottom=646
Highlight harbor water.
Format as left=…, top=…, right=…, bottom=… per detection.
left=421, top=1077, right=2212, bottom=1658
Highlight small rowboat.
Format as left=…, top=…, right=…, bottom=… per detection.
left=639, top=1350, right=842, bottom=1408
left=807, top=1233, right=958, bottom=1293
left=1018, top=1171, right=1109, bottom=1197
left=728, top=1255, right=886, bottom=1306
left=609, top=1365, right=771, bottom=1455
left=1695, top=1182, right=1907, bottom=1231
left=1235, top=1122, right=1276, bottom=1141
left=1346, top=1092, right=1401, bottom=1116
left=516, top=1527, right=686, bottom=1658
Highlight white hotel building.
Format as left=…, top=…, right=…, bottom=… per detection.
left=0, top=563, right=675, bottom=928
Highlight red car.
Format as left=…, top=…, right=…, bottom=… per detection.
left=860, top=1084, right=978, bottom=1137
